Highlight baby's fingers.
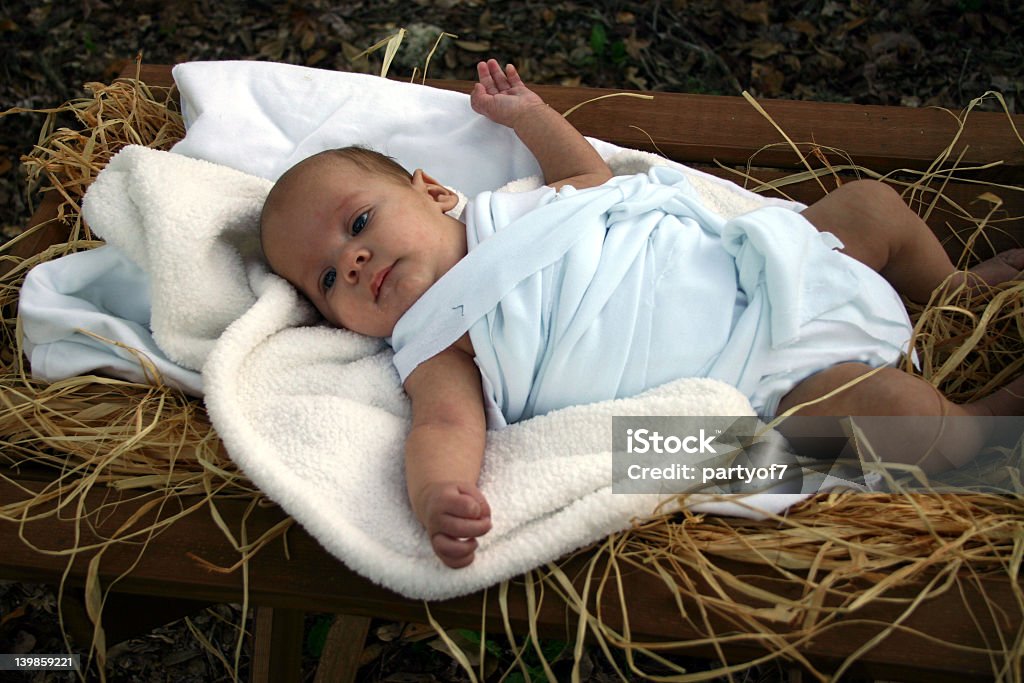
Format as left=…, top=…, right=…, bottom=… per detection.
left=481, top=59, right=513, bottom=92
left=437, top=512, right=492, bottom=540
left=504, top=63, right=525, bottom=88
left=432, top=534, right=478, bottom=569
left=432, top=483, right=490, bottom=520
left=457, top=483, right=492, bottom=519
left=475, top=60, right=497, bottom=93
left=476, top=59, right=503, bottom=93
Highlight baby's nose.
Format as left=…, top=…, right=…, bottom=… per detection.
left=343, top=248, right=369, bottom=284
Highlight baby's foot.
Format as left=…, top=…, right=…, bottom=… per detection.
left=966, top=248, right=1024, bottom=288
left=941, top=248, right=1024, bottom=297
left=972, top=372, right=1024, bottom=417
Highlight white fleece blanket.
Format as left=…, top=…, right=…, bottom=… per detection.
left=69, top=62, right=823, bottom=599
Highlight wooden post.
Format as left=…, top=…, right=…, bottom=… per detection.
left=313, top=614, right=372, bottom=683
left=249, top=607, right=305, bottom=683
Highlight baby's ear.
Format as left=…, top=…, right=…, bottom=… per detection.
left=412, top=169, right=459, bottom=212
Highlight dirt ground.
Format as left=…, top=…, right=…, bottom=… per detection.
left=1, top=1, right=1022, bottom=681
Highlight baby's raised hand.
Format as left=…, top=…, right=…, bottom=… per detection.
left=470, top=59, right=546, bottom=129
left=420, top=482, right=492, bottom=568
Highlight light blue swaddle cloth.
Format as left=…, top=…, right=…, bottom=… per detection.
left=391, top=167, right=912, bottom=427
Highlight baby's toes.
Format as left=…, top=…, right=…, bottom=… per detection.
left=997, top=248, right=1024, bottom=273
left=969, top=249, right=1024, bottom=287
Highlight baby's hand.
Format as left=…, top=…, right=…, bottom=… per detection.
left=419, top=482, right=492, bottom=568
left=470, top=59, right=546, bottom=129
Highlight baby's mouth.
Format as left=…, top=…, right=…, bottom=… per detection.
left=371, top=265, right=392, bottom=301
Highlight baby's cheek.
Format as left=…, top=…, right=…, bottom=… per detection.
left=390, top=274, right=432, bottom=313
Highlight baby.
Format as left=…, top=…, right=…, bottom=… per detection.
left=261, top=59, right=1024, bottom=568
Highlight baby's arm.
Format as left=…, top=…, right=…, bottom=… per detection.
left=471, top=59, right=612, bottom=191
left=403, top=339, right=490, bottom=568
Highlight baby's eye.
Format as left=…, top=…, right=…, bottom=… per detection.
left=352, top=212, right=369, bottom=235
left=322, top=268, right=337, bottom=291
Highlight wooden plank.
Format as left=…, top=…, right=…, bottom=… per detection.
left=0, top=475, right=1014, bottom=682
left=313, top=614, right=371, bottom=683
left=133, top=63, right=177, bottom=89
left=0, top=192, right=68, bottom=277
left=129, top=64, right=1024, bottom=177
left=249, top=607, right=303, bottom=683
left=540, top=86, right=1024, bottom=179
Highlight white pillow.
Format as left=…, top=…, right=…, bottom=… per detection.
left=171, top=60, right=544, bottom=195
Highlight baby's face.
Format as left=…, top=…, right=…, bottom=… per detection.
left=262, top=159, right=465, bottom=337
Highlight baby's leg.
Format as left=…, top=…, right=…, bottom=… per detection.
left=800, top=180, right=1024, bottom=302
left=776, top=362, right=1024, bottom=472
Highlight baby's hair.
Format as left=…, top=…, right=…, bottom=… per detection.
left=321, top=146, right=412, bottom=185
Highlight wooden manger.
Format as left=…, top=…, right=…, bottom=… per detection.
left=1, top=63, right=1023, bottom=682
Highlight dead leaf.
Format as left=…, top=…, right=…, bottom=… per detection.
left=625, top=66, right=648, bottom=90
left=427, top=630, right=493, bottom=670
left=300, top=28, right=316, bottom=51
left=0, top=603, right=26, bottom=626
left=751, top=62, right=785, bottom=97
left=812, top=48, right=846, bottom=72
left=353, top=642, right=384, bottom=669
left=11, top=630, right=36, bottom=655
left=376, top=622, right=402, bottom=641
left=375, top=621, right=436, bottom=642
left=453, top=39, right=490, bottom=52
left=839, top=16, right=869, bottom=34
left=786, top=18, right=819, bottom=39
left=477, top=8, right=506, bottom=35
left=740, top=1, right=769, bottom=24
left=987, top=14, right=1010, bottom=33
left=867, top=32, right=922, bottom=58
left=623, top=29, right=652, bottom=59
left=821, top=0, right=845, bottom=17
left=258, top=36, right=286, bottom=61
left=748, top=39, right=784, bottom=60
left=341, top=41, right=364, bottom=61
left=306, top=48, right=327, bottom=66
left=26, top=4, right=51, bottom=26
left=399, top=623, right=437, bottom=641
